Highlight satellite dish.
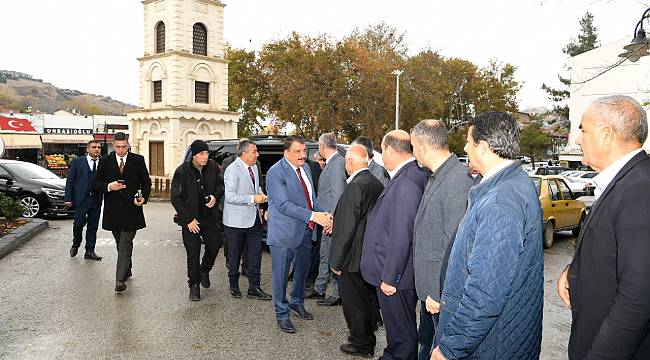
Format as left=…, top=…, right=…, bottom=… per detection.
left=0, top=137, right=5, bottom=158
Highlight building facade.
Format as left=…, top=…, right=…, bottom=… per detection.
left=568, top=38, right=650, bottom=153
left=127, top=0, right=239, bottom=177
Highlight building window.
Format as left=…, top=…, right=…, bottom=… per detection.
left=195, top=81, right=209, bottom=104
left=152, top=80, right=162, bottom=103
left=193, top=23, right=207, bottom=56
left=155, top=22, right=165, bottom=54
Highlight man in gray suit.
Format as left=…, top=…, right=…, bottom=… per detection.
left=353, top=136, right=390, bottom=186
left=305, top=132, right=347, bottom=306
left=410, top=120, right=475, bottom=359
left=223, top=139, right=272, bottom=300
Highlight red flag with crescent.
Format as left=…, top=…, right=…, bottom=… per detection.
left=0, top=116, right=37, bottom=132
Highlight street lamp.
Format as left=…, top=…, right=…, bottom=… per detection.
left=392, top=69, right=403, bottom=130
left=619, top=8, right=650, bottom=62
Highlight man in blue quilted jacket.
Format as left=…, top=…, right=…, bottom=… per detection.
left=431, top=112, right=544, bottom=360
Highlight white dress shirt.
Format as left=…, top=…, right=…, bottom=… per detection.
left=480, top=160, right=514, bottom=184
left=116, top=152, right=128, bottom=168
left=286, top=158, right=315, bottom=219
left=86, top=154, right=99, bottom=172
left=347, top=168, right=369, bottom=184
left=593, top=148, right=644, bottom=200
left=387, top=157, right=416, bottom=178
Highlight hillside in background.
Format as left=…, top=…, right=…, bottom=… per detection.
left=0, top=70, right=135, bottom=115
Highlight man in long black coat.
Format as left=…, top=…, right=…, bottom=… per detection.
left=329, top=144, right=384, bottom=358
left=557, top=95, right=650, bottom=359
left=93, top=132, right=151, bottom=293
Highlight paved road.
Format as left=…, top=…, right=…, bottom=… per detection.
left=0, top=202, right=574, bottom=359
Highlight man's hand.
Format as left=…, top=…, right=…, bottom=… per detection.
left=323, top=224, right=333, bottom=236
left=426, top=295, right=441, bottom=314
left=64, top=201, right=73, bottom=209
left=557, top=267, right=571, bottom=308
left=331, top=267, right=341, bottom=276
left=108, top=181, right=126, bottom=191
left=133, top=197, right=145, bottom=207
left=380, top=281, right=397, bottom=296
left=430, top=346, right=446, bottom=360
left=187, top=219, right=200, bottom=234
left=254, top=194, right=268, bottom=204
left=312, top=212, right=332, bottom=228
left=205, top=195, right=216, bottom=208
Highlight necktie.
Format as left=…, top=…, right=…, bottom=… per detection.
left=248, top=166, right=256, bottom=187
left=296, top=167, right=315, bottom=231
left=119, top=157, right=125, bottom=174
left=92, top=158, right=97, bottom=173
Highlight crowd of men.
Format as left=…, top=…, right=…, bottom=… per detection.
left=63, top=95, right=650, bottom=359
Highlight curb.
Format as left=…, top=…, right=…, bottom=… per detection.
left=0, top=218, right=49, bottom=260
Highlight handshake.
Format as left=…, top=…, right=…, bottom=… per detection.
left=312, top=212, right=334, bottom=234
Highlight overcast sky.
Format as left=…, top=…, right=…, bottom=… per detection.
left=0, top=0, right=647, bottom=111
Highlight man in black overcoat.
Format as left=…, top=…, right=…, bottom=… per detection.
left=93, top=132, right=151, bottom=293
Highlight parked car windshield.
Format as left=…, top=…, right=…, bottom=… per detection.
left=4, top=163, right=60, bottom=180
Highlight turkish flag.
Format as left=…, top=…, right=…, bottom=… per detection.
left=0, top=116, right=37, bottom=132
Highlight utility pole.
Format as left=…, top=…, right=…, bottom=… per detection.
left=392, top=70, right=403, bottom=130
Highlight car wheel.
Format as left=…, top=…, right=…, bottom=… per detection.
left=572, top=214, right=585, bottom=237
left=19, top=194, right=41, bottom=218
left=543, top=221, right=555, bottom=249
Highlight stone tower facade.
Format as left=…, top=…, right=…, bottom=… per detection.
left=127, top=0, right=238, bottom=177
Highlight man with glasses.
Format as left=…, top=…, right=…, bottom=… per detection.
left=64, top=140, right=103, bottom=261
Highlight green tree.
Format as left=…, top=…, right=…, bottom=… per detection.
left=520, top=121, right=552, bottom=164
left=542, top=12, right=599, bottom=119
left=226, top=46, right=269, bottom=137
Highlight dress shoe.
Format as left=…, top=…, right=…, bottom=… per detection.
left=305, top=288, right=325, bottom=300
left=288, top=304, right=314, bottom=320
left=200, top=272, right=210, bottom=288
left=317, top=296, right=342, bottom=306
left=84, top=251, right=102, bottom=261
left=115, top=281, right=127, bottom=292
left=230, top=287, right=242, bottom=298
left=247, top=287, right=272, bottom=300
left=340, top=343, right=374, bottom=358
left=70, top=246, right=78, bottom=257
left=277, top=319, right=296, bottom=334
left=189, top=284, right=200, bottom=301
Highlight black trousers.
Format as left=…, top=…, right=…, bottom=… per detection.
left=112, top=230, right=136, bottom=282
left=181, top=221, right=223, bottom=286
left=305, top=225, right=322, bottom=288
left=376, top=287, right=418, bottom=360
left=224, top=216, right=262, bottom=290
left=340, top=271, right=377, bottom=353
left=223, top=230, right=249, bottom=271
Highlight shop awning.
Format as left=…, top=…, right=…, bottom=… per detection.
left=0, top=134, right=43, bottom=149
left=41, top=134, right=94, bottom=144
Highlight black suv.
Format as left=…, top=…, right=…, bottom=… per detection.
left=181, top=135, right=321, bottom=182
left=0, top=159, right=72, bottom=218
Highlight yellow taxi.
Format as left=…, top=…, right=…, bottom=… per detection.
left=530, top=175, right=587, bottom=249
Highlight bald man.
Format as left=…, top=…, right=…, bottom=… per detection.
left=329, top=145, right=385, bottom=358
left=360, top=130, right=428, bottom=360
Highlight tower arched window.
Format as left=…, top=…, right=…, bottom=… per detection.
left=193, top=23, right=207, bottom=56
left=155, top=22, right=165, bottom=54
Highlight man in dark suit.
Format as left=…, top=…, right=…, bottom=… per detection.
left=310, top=132, right=347, bottom=306
left=353, top=136, right=389, bottom=186
left=410, top=120, right=476, bottom=359
left=265, top=136, right=332, bottom=334
left=171, top=140, right=224, bottom=301
left=64, top=140, right=103, bottom=261
left=92, top=132, right=151, bottom=293
left=360, top=130, right=428, bottom=360
left=557, top=95, right=650, bottom=359
left=330, top=144, right=384, bottom=358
